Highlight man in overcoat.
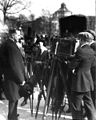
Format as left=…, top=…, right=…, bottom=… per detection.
left=87, top=30, right=96, bottom=108
left=69, top=32, right=96, bottom=120
left=0, top=28, right=26, bottom=120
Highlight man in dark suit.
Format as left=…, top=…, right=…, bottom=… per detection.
left=69, top=32, right=96, bottom=120
left=0, top=28, right=26, bottom=120
left=87, top=30, right=96, bottom=108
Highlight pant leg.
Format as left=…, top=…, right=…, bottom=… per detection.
left=91, top=85, right=96, bottom=108
left=83, top=92, right=96, bottom=120
left=8, top=100, right=18, bottom=120
left=71, top=91, right=84, bottom=120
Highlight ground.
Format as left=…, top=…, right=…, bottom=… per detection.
left=0, top=88, right=72, bottom=120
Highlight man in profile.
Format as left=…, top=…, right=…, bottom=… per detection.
left=87, top=30, right=96, bottom=108
left=69, top=32, right=96, bottom=120
left=0, top=27, right=26, bottom=120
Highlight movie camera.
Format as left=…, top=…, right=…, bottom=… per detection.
left=56, top=15, right=87, bottom=58
left=42, top=15, right=88, bottom=120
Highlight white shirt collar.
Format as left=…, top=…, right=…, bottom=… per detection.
left=80, top=42, right=89, bottom=48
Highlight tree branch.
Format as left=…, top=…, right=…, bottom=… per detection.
left=0, top=1, right=4, bottom=6
left=6, top=6, right=26, bottom=14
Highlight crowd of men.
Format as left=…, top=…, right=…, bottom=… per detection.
left=0, top=23, right=96, bottom=120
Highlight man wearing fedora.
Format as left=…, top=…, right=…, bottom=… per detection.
left=69, top=32, right=96, bottom=120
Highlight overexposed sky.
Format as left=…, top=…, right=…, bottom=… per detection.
left=0, top=0, right=95, bottom=21
left=24, top=0, right=95, bottom=18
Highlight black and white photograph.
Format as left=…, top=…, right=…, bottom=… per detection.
left=0, top=0, right=95, bottom=120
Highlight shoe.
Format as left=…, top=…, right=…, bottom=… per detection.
left=21, top=100, right=27, bottom=106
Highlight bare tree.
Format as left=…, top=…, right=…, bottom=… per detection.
left=0, top=0, right=31, bottom=23
left=19, top=14, right=28, bottom=22
left=42, top=9, right=51, bottom=18
left=41, top=9, right=53, bottom=37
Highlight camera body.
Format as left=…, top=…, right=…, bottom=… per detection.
left=58, top=15, right=87, bottom=57
left=56, top=37, right=76, bottom=57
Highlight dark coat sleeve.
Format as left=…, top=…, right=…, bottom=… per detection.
left=1, top=40, right=26, bottom=84
left=68, top=50, right=81, bottom=70
left=8, top=42, right=25, bottom=84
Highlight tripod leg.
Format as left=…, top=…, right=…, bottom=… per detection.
left=28, top=61, right=34, bottom=116
left=42, top=57, right=57, bottom=120
left=29, top=92, right=34, bottom=116
left=52, top=98, right=55, bottom=120
left=42, top=75, right=53, bottom=120
left=35, top=91, right=42, bottom=118
left=42, top=89, right=46, bottom=101
left=42, top=64, right=55, bottom=120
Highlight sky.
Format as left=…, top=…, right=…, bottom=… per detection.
left=24, top=0, right=95, bottom=18
left=0, top=0, right=95, bottom=21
